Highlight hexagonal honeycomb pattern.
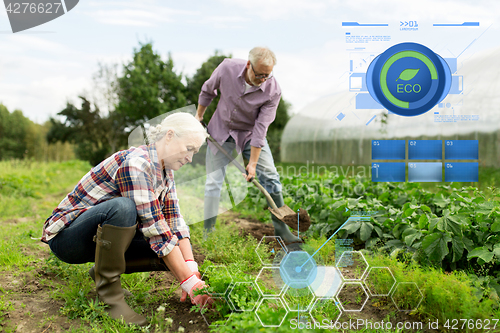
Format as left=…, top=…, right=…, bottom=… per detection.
left=336, top=251, right=369, bottom=280
left=309, top=297, right=342, bottom=329
left=227, top=281, right=261, bottom=312
left=280, top=250, right=318, bottom=289
left=310, top=266, right=343, bottom=298
left=245, top=228, right=427, bottom=329
left=336, top=282, right=369, bottom=312
left=255, top=236, right=287, bottom=266
left=364, top=267, right=396, bottom=296
left=255, top=297, right=288, bottom=327
left=391, top=282, right=424, bottom=312
left=282, top=285, right=315, bottom=312
left=255, top=266, right=286, bottom=297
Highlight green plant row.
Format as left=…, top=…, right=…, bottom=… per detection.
left=242, top=172, right=500, bottom=297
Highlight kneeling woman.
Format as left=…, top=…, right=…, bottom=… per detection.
left=42, top=113, right=212, bottom=326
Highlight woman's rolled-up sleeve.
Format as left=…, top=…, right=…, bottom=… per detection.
left=115, top=156, right=178, bottom=257
left=162, top=179, right=190, bottom=241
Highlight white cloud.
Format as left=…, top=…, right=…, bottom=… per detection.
left=84, top=1, right=199, bottom=27
left=216, top=0, right=333, bottom=20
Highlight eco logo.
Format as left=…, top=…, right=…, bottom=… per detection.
left=3, top=0, right=79, bottom=33
left=366, top=42, right=451, bottom=117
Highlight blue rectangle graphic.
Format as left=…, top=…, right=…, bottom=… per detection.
left=408, top=162, right=442, bottom=182
left=372, top=140, right=405, bottom=160
left=445, top=140, right=478, bottom=160
left=372, top=163, right=405, bottom=182
left=342, top=22, right=389, bottom=26
left=356, top=93, right=382, bottom=109
left=433, top=22, right=479, bottom=26
left=444, top=163, right=478, bottom=182
left=408, top=140, right=442, bottom=160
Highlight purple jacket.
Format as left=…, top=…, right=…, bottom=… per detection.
left=198, top=58, right=281, bottom=153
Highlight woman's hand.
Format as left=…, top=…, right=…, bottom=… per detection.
left=180, top=260, right=200, bottom=302
left=180, top=274, right=214, bottom=307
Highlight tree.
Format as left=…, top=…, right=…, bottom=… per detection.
left=0, top=104, right=31, bottom=159
left=267, top=97, right=290, bottom=162
left=47, top=97, right=122, bottom=166
left=186, top=51, right=231, bottom=123
left=116, top=43, right=187, bottom=127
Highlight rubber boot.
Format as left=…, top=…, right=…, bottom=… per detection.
left=268, top=192, right=301, bottom=244
left=94, top=224, right=148, bottom=326
left=89, top=266, right=133, bottom=297
left=203, top=196, right=220, bottom=239
left=89, top=258, right=168, bottom=297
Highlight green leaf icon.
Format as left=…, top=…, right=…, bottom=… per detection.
left=396, top=68, right=420, bottom=81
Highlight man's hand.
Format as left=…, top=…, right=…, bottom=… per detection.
left=245, top=162, right=257, bottom=182
left=196, top=105, right=207, bottom=122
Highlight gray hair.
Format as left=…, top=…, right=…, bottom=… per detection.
left=146, top=112, right=208, bottom=143
left=248, top=47, right=277, bottom=67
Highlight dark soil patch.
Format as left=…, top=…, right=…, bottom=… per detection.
left=0, top=269, right=85, bottom=333
left=147, top=271, right=207, bottom=333
left=282, top=208, right=311, bottom=232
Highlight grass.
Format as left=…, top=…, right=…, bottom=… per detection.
left=0, top=159, right=499, bottom=332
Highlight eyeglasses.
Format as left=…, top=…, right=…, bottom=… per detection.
left=250, top=62, right=273, bottom=80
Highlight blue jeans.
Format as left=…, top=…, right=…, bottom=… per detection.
left=205, top=137, right=282, bottom=197
left=48, top=197, right=158, bottom=264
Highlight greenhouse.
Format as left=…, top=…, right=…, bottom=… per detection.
left=281, top=46, right=500, bottom=166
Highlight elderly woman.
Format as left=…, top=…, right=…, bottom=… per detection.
left=41, top=112, right=212, bottom=326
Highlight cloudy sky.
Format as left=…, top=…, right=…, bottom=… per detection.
left=0, top=0, right=499, bottom=123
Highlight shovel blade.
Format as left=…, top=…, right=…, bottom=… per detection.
left=268, top=205, right=296, bottom=221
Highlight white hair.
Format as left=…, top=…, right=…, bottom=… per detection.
left=248, top=47, right=277, bottom=67
left=146, top=112, right=208, bottom=143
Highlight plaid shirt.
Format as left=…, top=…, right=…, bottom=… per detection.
left=42, top=144, right=189, bottom=257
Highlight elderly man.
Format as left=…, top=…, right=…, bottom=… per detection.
left=195, top=46, right=299, bottom=243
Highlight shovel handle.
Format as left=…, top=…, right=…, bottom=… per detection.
left=201, top=123, right=279, bottom=210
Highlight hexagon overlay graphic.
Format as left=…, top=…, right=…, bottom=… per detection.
left=310, top=266, right=343, bottom=298
left=255, top=297, right=288, bottom=327
left=282, top=285, right=315, bottom=312
left=310, top=298, right=342, bottom=329
left=391, top=282, right=424, bottom=312
left=228, top=282, right=261, bottom=312
left=280, top=250, right=318, bottom=289
left=336, top=251, right=369, bottom=280
left=255, top=266, right=286, bottom=297
left=364, top=267, right=396, bottom=296
left=336, top=282, right=369, bottom=312
left=255, top=236, right=288, bottom=266
left=201, top=265, right=233, bottom=296
left=200, top=296, right=233, bottom=327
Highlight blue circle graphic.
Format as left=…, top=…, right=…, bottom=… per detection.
left=280, top=251, right=318, bottom=289
left=366, top=42, right=452, bottom=117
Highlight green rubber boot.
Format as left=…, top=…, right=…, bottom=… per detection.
left=268, top=192, right=301, bottom=244
left=203, top=196, right=220, bottom=239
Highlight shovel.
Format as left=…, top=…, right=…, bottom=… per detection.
left=203, top=131, right=301, bottom=224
